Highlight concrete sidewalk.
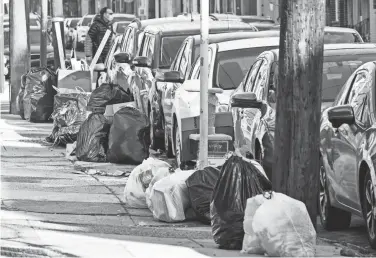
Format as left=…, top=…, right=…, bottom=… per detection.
left=0, top=86, right=350, bottom=257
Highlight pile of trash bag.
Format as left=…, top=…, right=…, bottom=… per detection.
left=186, top=166, right=221, bottom=224
left=76, top=113, right=110, bottom=162
left=47, top=87, right=90, bottom=145
left=242, top=192, right=316, bottom=257
left=87, top=83, right=132, bottom=113
left=211, top=154, right=272, bottom=250
left=16, top=73, right=29, bottom=119
left=123, top=158, right=171, bottom=208
left=22, top=67, right=57, bottom=122
left=107, top=106, right=150, bottom=164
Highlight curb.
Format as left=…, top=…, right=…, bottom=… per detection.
left=318, top=237, right=375, bottom=257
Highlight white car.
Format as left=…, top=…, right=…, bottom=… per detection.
left=75, top=14, right=95, bottom=50
left=170, top=37, right=280, bottom=166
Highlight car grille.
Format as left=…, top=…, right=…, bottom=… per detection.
left=31, top=54, right=40, bottom=60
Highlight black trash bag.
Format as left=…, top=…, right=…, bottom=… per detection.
left=76, top=113, right=110, bottom=162
left=107, top=106, right=150, bottom=164
left=186, top=167, right=221, bottom=224
left=48, top=92, right=90, bottom=146
left=87, top=83, right=133, bottom=113
left=23, top=67, right=57, bottom=122
left=210, top=154, right=272, bottom=250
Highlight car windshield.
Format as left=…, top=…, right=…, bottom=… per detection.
left=322, top=54, right=376, bottom=101
left=82, top=17, right=92, bottom=26
left=70, top=19, right=80, bottom=28
left=113, top=16, right=132, bottom=23
left=116, top=23, right=129, bottom=33
left=214, top=46, right=278, bottom=90
left=324, top=31, right=363, bottom=43
left=160, top=35, right=189, bottom=68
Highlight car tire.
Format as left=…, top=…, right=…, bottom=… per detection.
left=149, top=108, right=163, bottom=151
left=319, top=157, right=351, bottom=230
left=362, top=170, right=376, bottom=248
left=164, top=122, right=173, bottom=158
left=174, top=122, right=183, bottom=168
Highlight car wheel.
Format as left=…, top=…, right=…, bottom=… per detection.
left=319, top=157, right=351, bottom=230
left=164, top=122, right=173, bottom=158
left=174, top=122, right=182, bottom=168
left=149, top=108, right=163, bottom=151
left=362, top=170, right=376, bottom=248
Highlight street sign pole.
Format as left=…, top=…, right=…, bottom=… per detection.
left=198, top=0, right=209, bottom=169
left=40, top=0, right=48, bottom=67
left=0, top=0, right=5, bottom=93
left=51, top=0, right=65, bottom=69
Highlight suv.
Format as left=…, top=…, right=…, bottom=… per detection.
left=130, top=20, right=257, bottom=116
left=150, top=30, right=279, bottom=151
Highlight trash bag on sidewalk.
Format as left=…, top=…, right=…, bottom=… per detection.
left=252, top=192, right=316, bottom=257
left=107, top=107, right=150, bottom=164
left=87, top=83, right=132, bottom=113
left=241, top=194, right=267, bottom=255
left=23, top=67, right=57, bottom=122
left=149, top=169, right=196, bottom=222
left=48, top=88, right=91, bottom=145
left=124, top=158, right=171, bottom=208
left=145, top=167, right=172, bottom=210
left=76, top=113, right=110, bottom=162
left=210, top=154, right=272, bottom=250
left=16, top=73, right=28, bottom=119
left=186, top=167, right=221, bottom=224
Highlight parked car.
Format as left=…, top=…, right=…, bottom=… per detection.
left=113, top=21, right=130, bottom=37
left=75, top=14, right=95, bottom=50
left=4, top=26, right=55, bottom=79
left=319, top=60, right=376, bottom=248
left=229, top=43, right=376, bottom=180
left=130, top=20, right=257, bottom=117
left=169, top=36, right=281, bottom=167
left=209, top=13, right=276, bottom=31
left=271, top=25, right=364, bottom=43
left=65, top=17, right=80, bottom=49
left=151, top=30, right=279, bottom=153
left=110, top=13, right=136, bottom=23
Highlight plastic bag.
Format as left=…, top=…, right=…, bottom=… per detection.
left=49, top=88, right=90, bottom=145
left=23, top=67, right=57, bottom=122
left=87, top=83, right=132, bottom=113
left=186, top=166, right=221, bottom=224
left=252, top=192, right=316, bottom=257
left=241, top=194, right=267, bottom=254
left=124, top=158, right=171, bottom=208
left=76, top=113, right=110, bottom=162
left=107, top=107, right=150, bottom=164
left=210, top=154, right=272, bottom=250
left=145, top=167, right=172, bottom=210
left=16, top=73, right=28, bottom=119
left=149, top=169, right=196, bottom=222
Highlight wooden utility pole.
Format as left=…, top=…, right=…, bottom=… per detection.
left=0, top=0, right=5, bottom=94
left=9, top=0, right=29, bottom=114
left=51, top=0, right=65, bottom=69
left=25, top=0, right=30, bottom=71
left=40, top=0, right=48, bottom=67
left=272, top=0, right=325, bottom=229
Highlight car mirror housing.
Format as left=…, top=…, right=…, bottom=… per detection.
left=132, top=56, right=151, bottom=68
left=156, top=70, right=184, bottom=83
left=114, top=52, right=131, bottom=64
left=327, top=104, right=355, bottom=128
left=231, top=92, right=263, bottom=109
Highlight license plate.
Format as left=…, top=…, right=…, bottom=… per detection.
left=208, top=141, right=229, bottom=156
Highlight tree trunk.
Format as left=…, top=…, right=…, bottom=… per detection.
left=9, top=0, right=29, bottom=114
left=272, top=0, right=326, bottom=229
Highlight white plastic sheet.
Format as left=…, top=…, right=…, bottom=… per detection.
left=252, top=192, right=316, bottom=257
left=123, top=158, right=170, bottom=208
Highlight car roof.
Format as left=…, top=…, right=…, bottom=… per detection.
left=325, top=26, right=360, bottom=33
left=187, top=30, right=280, bottom=46
left=216, top=37, right=280, bottom=52
left=113, top=13, right=136, bottom=18
left=128, top=17, right=199, bottom=30
left=269, top=43, right=376, bottom=58
left=143, top=20, right=256, bottom=36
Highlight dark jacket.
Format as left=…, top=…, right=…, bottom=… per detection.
left=87, top=15, right=113, bottom=63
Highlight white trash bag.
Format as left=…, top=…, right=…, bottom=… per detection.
left=252, top=192, right=316, bottom=257
left=123, top=157, right=170, bottom=208
left=145, top=166, right=171, bottom=211
left=241, top=194, right=267, bottom=255
left=149, top=169, right=195, bottom=222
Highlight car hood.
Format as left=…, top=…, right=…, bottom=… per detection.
left=4, top=45, right=54, bottom=55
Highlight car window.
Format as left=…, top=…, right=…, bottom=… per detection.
left=138, top=31, right=144, bottom=51
left=105, top=38, right=118, bottom=68
left=116, top=23, right=129, bottom=34
left=121, top=28, right=131, bottom=51
left=160, top=35, right=189, bottom=69
left=178, top=40, right=191, bottom=77
left=324, top=31, right=363, bottom=43
left=138, top=34, right=149, bottom=56
left=190, top=48, right=214, bottom=80
left=348, top=71, right=371, bottom=125
left=145, top=35, right=155, bottom=61
left=244, top=59, right=263, bottom=92
left=252, top=58, right=270, bottom=100
left=172, top=42, right=187, bottom=70
left=70, top=19, right=79, bottom=28
left=82, top=17, right=92, bottom=26
left=125, top=30, right=135, bottom=56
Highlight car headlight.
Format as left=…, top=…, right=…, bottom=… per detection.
left=216, top=104, right=229, bottom=113
left=46, top=52, right=54, bottom=59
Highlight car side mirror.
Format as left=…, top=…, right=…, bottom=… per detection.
left=132, top=56, right=151, bottom=68
left=114, top=52, right=131, bottom=64
left=327, top=104, right=355, bottom=128
left=93, top=63, right=106, bottom=72
left=156, top=70, right=184, bottom=83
